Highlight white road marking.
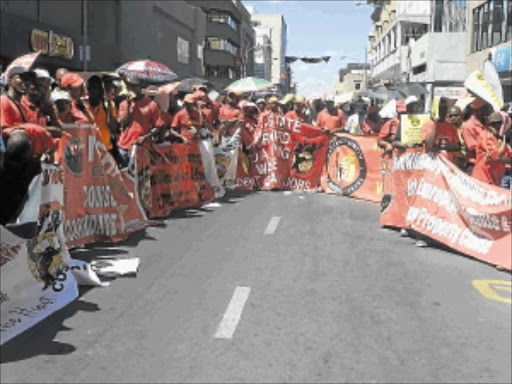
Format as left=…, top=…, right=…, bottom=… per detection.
left=264, top=216, right=281, bottom=235
left=214, top=287, right=251, bottom=339
left=202, top=202, right=222, bottom=208
left=283, top=191, right=293, bottom=196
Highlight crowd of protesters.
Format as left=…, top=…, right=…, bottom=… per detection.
left=1, top=65, right=511, bottom=226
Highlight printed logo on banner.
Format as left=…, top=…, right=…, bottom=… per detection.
left=64, top=137, right=84, bottom=175
left=326, top=136, right=367, bottom=195
left=292, top=143, right=321, bottom=174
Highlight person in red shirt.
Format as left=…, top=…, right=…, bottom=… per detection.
left=61, top=72, right=94, bottom=124
left=117, top=77, right=165, bottom=166
left=461, top=98, right=493, bottom=175
left=240, top=101, right=259, bottom=150
left=171, top=93, right=202, bottom=143
left=1, top=67, right=35, bottom=128
left=285, top=95, right=308, bottom=122
left=2, top=123, right=57, bottom=158
left=258, top=96, right=282, bottom=126
left=51, top=89, right=75, bottom=124
left=421, top=98, right=460, bottom=162
left=362, top=105, right=380, bottom=134
left=316, top=98, right=346, bottom=133
left=471, top=112, right=511, bottom=186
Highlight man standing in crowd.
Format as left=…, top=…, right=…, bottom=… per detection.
left=285, top=95, right=308, bottom=122
left=117, top=76, right=165, bottom=166
left=61, top=72, right=94, bottom=123
left=55, top=68, right=69, bottom=90
left=86, top=75, right=113, bottom=151
left=461, top=98, right=492, bottom=175
left=316, top=98, right=345, bottom=134
left=471, top=112, right=511, bottom=187
left=421, top=97, right=460, bottom=162
left=219, top=91, right=242, bottom=137
left=256, top=98, right=266, bottom=114
left=1, top=67, right=35, bottom=128
left=447, top=105, right=468, bottom=170
left=171, top=93, right=202, bottom=143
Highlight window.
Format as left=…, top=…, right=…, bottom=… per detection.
left=472, top=0, right=511, bottom=53
left=472, top=7, right=480, bottom=52
left=177, top=36, right=189, bottom=64
left=208, top=10, right=239, bottom=31
left=205, top=37, right=239, bottom=56
left=354, top=82, right=361, bottom=90
left=204, top=65, right=239, bottom=79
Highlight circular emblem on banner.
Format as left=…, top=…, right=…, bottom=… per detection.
left=64, top=137, right=84, bottom=175
left=325, top=136, right=367, bottom=195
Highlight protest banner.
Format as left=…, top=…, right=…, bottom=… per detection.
left=1, top=224, right=78, bottom=346
left=215, top=128, right=241, bottom=190
left=199, top=135, right=224, bottom=198
left=61, top=125, right=148, bottom=248
left=400, top=114, right=430, bottom=146
left=321, top=134, right=386, bottom=202
left=380, top=150, right=511, bottom=270
left=133, top=141, right=215, bottom=218
left=464, top=70, right=504, bottom=112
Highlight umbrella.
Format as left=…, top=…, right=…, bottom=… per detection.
left=226, top=76, right=273, bottom=93
left=2, top=51, right=41, bottom=78
left=397, top=83, right=427, bottom=97
left=176, top=77, right=213, bottom=93
left=117, top=60, right=178, bottom=83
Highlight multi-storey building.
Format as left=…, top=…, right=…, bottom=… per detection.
left=0, top=0, right=206, bottom=78
left=186, top=0, right=255, bottom=89
left=253, top=27, right=272, bottom=81
left=249, top=12, right=290, bottom=93
left=333, top=63, right=371, bottom=103
left=466, top=0, right=511, bottom=103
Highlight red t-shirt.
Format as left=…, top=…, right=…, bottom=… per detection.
left=71, top=99, right=94, bottom=124
left=378, top=117, right=400, bottom=141
left=219, top=104, right=242, bottom=121
left=362, top=119, right=377, bottom=135
left=20, top=96, right=47, bottom=126
left=472, top=129, right=511, bottom=186
left=421, top=119, right=459, bottom=161
left=171, top=108, right=202, bottom=140
left=241, top=117, right=258, bottom=148
left=118, top=97, right=164, bottom=149
left=285, top=110, right=307, bottom=123
left=316, top=109, right=344, bottom=131
left=0, top=94, right=24, bottom=128
left=461, top=115, right=485, bottom=164
left=3, top=123, right=57, bottom=157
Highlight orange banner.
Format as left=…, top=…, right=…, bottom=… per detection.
left=61, top=125, right=148, bottom=248
left=380, top=149, right=512, bottom=270
left=133, top=141, right=215, bottom=218
left=321, top=134, right=386, bottom=202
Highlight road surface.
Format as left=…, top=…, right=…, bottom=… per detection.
left=1, top=191, right=511, bottom=383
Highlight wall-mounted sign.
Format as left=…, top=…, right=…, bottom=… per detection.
left=30, top=29, right=74, bottom=60
left=493, top=45, right=511, bottom=73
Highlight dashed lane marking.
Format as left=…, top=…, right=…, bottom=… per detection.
left=264, top=216, right=281, bottom=235
left=214, top=287, right=251, bottom=339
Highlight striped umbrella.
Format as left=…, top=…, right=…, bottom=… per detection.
left=117, top=60, right=178, bottom=83
left=226, top=76, right=273, bottom=93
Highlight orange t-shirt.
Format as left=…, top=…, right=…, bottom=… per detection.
left=87, top=103, right=112, bottom=150
left=316, top=109, right=344, bottom=131
left=461, top=115, right=485, bottom=164
left=219, top=104, right=242, bottom=121
left=471, top=129, right=511, bottom=186
left=1, top=94, right=24, bottom=128
left=171, top=108, right=202, bottom=140
left=285, top=110, right=307, bottom=123
left=378, top=117, right=400, bottom=142
left=421, top=119, right=459, bottom=161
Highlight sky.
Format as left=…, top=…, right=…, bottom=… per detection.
left=243, top=0, right=373, bottom=98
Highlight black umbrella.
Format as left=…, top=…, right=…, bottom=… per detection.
left=177, top=77, right=214, bottom=92
left=397, top=83, right=427, bottom=97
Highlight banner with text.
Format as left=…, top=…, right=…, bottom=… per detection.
left=62, top=125, right=148, bottom=248
left=380, top=150, right=512, bottom=270
left=132, top=141, right=215, bottom=218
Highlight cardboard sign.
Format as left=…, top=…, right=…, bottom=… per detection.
left=400, top=114, right=430, bottom=145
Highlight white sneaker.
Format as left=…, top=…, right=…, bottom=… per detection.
left=416, top=240, right=428, bottom=247
left=400, top=229, right=409, bottom=237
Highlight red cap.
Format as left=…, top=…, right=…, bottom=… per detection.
left=61, top=72, right=84, bottom=88
left=471, top=98, right=487, bottom=110
left=184, top=94, right=196, bottom=104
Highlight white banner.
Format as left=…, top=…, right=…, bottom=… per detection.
left=215, top=128, right=241, bottom=189
left=199, top=134, right=225, bottom=199
left=0, top=226, right=78, bottom=345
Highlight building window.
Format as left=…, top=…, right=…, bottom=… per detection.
left=208, top=10, right=239, bottom=31
left=354, top=82, right=361, bottom=90
left=177, top=36, right=190, bottom=64
left=472, top=0, right=511, bottom=53
left=204, top=65, right=239, bottom=79
left=205, top=37, right=239, bottom=56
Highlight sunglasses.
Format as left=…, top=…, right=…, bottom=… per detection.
left=448, top=114, right=461, bottom=117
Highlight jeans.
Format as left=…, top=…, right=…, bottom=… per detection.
left=502, top=175, right=512, bottom=190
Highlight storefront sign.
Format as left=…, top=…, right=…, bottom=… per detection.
left=30, top=29, right=74, bottom=60
left=493, top=45, right=511, bottom=73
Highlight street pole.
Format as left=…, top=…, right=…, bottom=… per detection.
left=82, top=0, right=88, bottom=71
left=363, top=48, right=367, bottom=90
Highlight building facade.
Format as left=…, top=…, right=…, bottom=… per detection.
left=466, top=0, right=511, bottom=103
left=186, top=0, right=255, bottom=89
left=253, top=27, right=272, bottom=81
left=0, top=0, right=206, bottom=79
left=249, top=12, right=289, bottom=93
left=334, top=63, right=371, bottom=102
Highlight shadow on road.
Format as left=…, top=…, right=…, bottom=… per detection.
left=0, top=292, right=100, bottom=364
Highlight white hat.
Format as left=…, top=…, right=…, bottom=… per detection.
left=50, top=88, right=71, bottom=102
left=405, top=95, right=419, bottom=105
left=256, top=98, right=266, bottom=104
left=34, top=68, right=55, bottom=83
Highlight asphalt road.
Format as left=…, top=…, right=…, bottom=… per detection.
left=1, top=191, right=511, bottom=384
